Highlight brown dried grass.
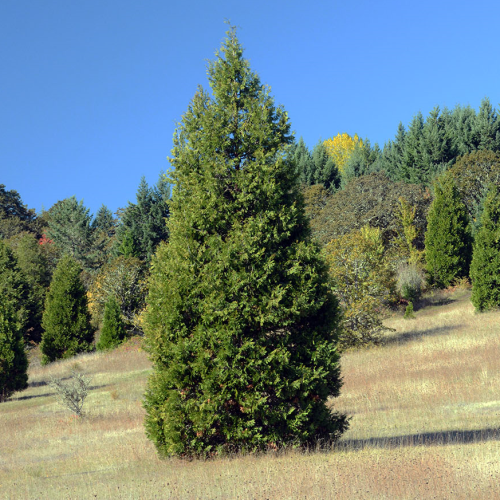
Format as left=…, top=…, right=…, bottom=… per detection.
left=1, top=291, right=499, bottom=499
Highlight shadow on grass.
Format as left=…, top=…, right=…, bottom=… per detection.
left=415, top=296, right=455, bottom=310
left=383, top=324, right=457, bottom=346
left=335, top=427, right=500, bottom=451
left=9, top=384, right=109, bottom=402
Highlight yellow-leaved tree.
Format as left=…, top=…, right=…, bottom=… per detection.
left=323, top=133, right=363, bottom=176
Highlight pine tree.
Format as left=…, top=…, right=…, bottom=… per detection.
left=41, top=255, right=94, bottom=364
left=470, top=184, right=500, bottom=310
left=143, top=27, right=347, bottom=458
left=96, top=295, right=126, bottom=350
left=0, top=300, right=28, bottom=402
left=425, top=177, right=472, bottom=288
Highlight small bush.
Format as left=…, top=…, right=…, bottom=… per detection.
left=404, top=302, right=415, bottom=319
left=49, top=369, right=92, bottom=417
left=397, top=263, right=424, bottom=302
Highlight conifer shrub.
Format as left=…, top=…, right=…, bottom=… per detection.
left=96, top=295, right=126, bottom=350
left=470, top=185, right=500, bottom=311
left=425, top=177, right=472, bottom=288
left=41, top=255, right=94, bottom=364
left=143, top=27, right=348, bottom=458
left=0, top=301, right=28, bottom=402
left=404, top=302, right=415, bottom=319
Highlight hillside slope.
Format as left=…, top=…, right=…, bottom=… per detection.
left=1, top=290, right=499, bottom=499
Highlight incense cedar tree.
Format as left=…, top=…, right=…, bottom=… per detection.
left=425, top=177, right=472, bottom=288
left=470, top=185, right=500, bottom=311
left=41, top=255, right=94, bottom=364
left=143, top=28, right=348, bottom=458
left=96, top=295, right=126, bottom=350
left=0, top=300, right=28, bottom=402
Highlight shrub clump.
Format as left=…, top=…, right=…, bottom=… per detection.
left=50, top=369, right=92, bottom=417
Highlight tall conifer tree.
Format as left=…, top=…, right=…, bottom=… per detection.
left=41, top=255, right=94, bottom=363
left=425, top=177, right=472, bottom=288
left=144, top=27, right=347, bottom=458
left=0, top=300, right=28, bottom=402
left=470, top=184, right=500, bottom=310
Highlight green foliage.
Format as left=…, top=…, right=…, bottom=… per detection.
left=0, top=297, right=29, bottom=402
left=342, top=139, right=381, bottom=187
left=0, top=239, right=29, bottom=335
left=0, top=184, right=43, bottom=239
left=310, top=172, right=431, bottom=248
left=87, top=256, right=146, bottom=332
left=446, top=150, right=500, bottom=226
left=470, top=185, right=500, bottom=311
left=404, top=302, right=415, bottom=319
left=115, top=175, right=170, bottom=263
left=45, top=197, right=98, bottom=274
left=41, top=255, right=94, bottom=364
left=325, top=226, right=396, bottom=349
left=380, top=99, right=500, bottom=184
left=7, top=232, right=50, bottom=343
left=425, top=177, right=472, bottom=288
left=144, top=28, right=347, bottom=458
left=96, top=295, right=126, bottom=350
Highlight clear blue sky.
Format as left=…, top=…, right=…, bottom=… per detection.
left=2, top=0, right=500, bottom=218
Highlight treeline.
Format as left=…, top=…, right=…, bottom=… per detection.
left=294, top=97, right=500, bottom=189
left=0, top=176, right=170, bottom=400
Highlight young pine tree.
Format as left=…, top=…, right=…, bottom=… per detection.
left=425, top=177, right=472, bottom=288
left=470, top=185, right=500, bottom=311
left=96, top=295, right=126, bottom=350
left=143, top=27, right=348, bottom=458
left=0, top=301, right=28, bottom=402
left=41, top=255, right=94, bottom=364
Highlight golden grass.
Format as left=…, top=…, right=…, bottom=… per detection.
left=1, top=290, right=499, bottom=499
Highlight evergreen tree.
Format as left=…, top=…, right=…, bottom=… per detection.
left=342, top=139, right=380, bottom=187
left=311, top=140, right=340, bottom=190
left=144, top=27, right=347, bottom=458
left=470, top=185, right=500, bottom=311
left=425, top=177, right=472, bottom=288
left=0, top=239, right=29, bottom=336
left=0, top=300, right=28, bottom=402
left=46, top=197, right=97, bottom=273
left=0, top=184, right=43, bottom=239
left=292, top=137, right=313, bottom=184
left=96, top=295, right=126, bottom=350
left=473, top=97, right=500, bottom=152
left=115, top=175, right=170, bottom=262
left=7, top=233, right=50, bottom=343
left=41, top=255, right=94, bottom=364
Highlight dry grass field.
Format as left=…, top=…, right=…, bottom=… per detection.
left=1, top=288, right=499, bottom=499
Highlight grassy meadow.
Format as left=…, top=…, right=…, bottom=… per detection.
left=1, top=289, right=499, bottom=499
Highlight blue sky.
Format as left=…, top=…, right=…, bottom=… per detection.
left=2, top=0, right=500, bottom=218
